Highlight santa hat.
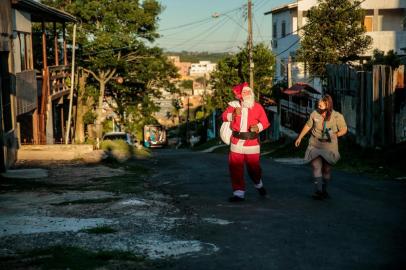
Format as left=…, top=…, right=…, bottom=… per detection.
left=232, top=82, right=251, bottom=100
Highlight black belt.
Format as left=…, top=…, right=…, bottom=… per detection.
left=232, top=131, right=258, bottom=140
left=313, top=135, right=331, bottom=143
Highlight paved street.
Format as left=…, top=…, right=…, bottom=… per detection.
left=1, top=149, right=405, bottom=269
left=149, top=149, right=406, bottom=270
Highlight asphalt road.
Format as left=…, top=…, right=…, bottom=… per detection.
left=149, top=149, right=406, bottom=270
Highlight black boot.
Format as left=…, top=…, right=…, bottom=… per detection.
left=312, top=191, right=325, bottom=200
left=228, top=196, right=245, bottom=202
left=312, top=177, right=324, bottom=200
left=257, top=187, right=267, bottom=196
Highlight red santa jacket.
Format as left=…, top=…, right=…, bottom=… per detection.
left=222, top=101, right=270, bottom=154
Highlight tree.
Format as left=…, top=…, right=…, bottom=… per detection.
left=296, top=0, right=372, bottom=77
left=41, top=0, right=167, bottom=138
left=106, top=46, right=179, bottom=143
left=364, top=49, right=401, bottom=70
left=209, top=43, right=275, bottom=110
left=179, top=80, right=194, bottom=95
left=42, top=0, right=177, bottom=140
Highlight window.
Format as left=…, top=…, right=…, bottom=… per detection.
left=282, top=20, right=286, bottom=37
left=280, top=59, right=286, bottom=78
left=17, top=32, right=32, bottom=71
left=363, top=16, right=373, bottom=32
left=273, top=22, right=277, bottom=38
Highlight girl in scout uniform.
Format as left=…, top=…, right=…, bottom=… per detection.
left=295, top=94, right=347, bottom=200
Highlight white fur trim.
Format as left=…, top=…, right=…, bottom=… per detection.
left=228, top=100, right=241, bottom=108
left=230, top=143, right=260, bottom=154
left=240, top=108, right=248, bottom=132
left=257, top=123, right=264, bottom=132
left=233, top=190, right=245, bottom=198
left=227, top=113, right=233, bottom=122
left=254, top=180, right=263, bottom=189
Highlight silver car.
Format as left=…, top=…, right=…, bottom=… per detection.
left=102, top=132, right=134, bottom=145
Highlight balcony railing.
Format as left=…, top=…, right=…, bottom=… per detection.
left=47, top=65, right=71, bottom=99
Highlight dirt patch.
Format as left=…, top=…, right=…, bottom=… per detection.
left=0, top=159, right=222, bottom=268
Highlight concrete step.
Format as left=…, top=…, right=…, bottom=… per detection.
left=18, top=145, right=94, bottom=161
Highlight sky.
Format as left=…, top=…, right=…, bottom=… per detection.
left=155, top=0, right=289, bottom=53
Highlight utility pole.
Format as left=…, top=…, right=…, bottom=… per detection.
left=287, top=56, right=292, bottom=88
left=247, top=0, right=254, bottom=93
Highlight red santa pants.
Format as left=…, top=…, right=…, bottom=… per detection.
left=229, top=151, right=262, bottom=192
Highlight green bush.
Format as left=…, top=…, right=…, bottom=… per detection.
left=100, top=140, right=133, bottom=162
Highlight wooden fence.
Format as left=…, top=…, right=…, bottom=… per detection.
left=326, top=64, right=406, bottom=147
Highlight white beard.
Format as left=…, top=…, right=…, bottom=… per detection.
left=242, top=95, right=255, bottom=108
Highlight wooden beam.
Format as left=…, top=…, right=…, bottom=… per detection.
left=63, top=22, right=67, bottom=65
left=54, top=22, right=59, bottom=66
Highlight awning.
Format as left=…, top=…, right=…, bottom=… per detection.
left=283, top=82, right=321, bottom=96
left=12, top=0, right=77, bottom=23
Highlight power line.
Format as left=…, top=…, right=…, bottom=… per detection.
left=253, top=15, right=265, bottom=43
left=160, top=19, right=214, bottom=38
left=170, top=15, right=228, bottom=49
left=184, top=16, right=231, bottom=51
left=159, top=5, right=245, bottom=32
left=275, top=39, right=300, bottom=57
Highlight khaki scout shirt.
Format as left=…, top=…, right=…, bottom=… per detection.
left=306, top=110, right=347, bottom=139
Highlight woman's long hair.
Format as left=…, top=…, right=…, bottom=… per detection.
left=319, top=94, right=334, bottom=121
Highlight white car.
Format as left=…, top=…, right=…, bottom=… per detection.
left=102, top=132, right=134, bottom=145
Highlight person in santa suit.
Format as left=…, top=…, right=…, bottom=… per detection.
left=222, top=82, right=270, bottom=202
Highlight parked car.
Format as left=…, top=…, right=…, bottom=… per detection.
left=102, top=132, right=134, bottom=145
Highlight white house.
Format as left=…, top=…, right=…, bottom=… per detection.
left=265, top=0, right=406, bottom=85
left=189, top=61, right=216, bottom=77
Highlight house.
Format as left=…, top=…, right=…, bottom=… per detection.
left=280, top=82, right=322, bottom=132
left=168, top=56, right=191, bottom=79
left=189, top=61, right=216, bottom=77
left=265, top=0, right=406, bottom=86
left=0, top=0, right=76, bottom=172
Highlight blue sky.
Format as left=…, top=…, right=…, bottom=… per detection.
left=155, top=0, right=289, bottom=52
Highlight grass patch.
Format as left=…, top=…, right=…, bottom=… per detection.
left=335, top=138, right=406, bottom=179
left=81, top=225, right=117, bottom=234
left=134, top=147, right=152, bottom=159
left=51, top=197, right=121, bottom=206
left=101, top=141, right=152, bottom=164
left=0, top=245, right=151, bottom=270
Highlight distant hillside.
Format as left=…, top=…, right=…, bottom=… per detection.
left=164, top=51, right=232, bottom=63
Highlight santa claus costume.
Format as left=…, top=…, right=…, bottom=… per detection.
left=222, top=82, right=270, bottom=202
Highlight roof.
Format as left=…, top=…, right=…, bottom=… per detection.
left=12, top=0, right=77, bottom=23
left=283, top=82, right=321, bottom=96
left=264, top=2, right=298, bottom=15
